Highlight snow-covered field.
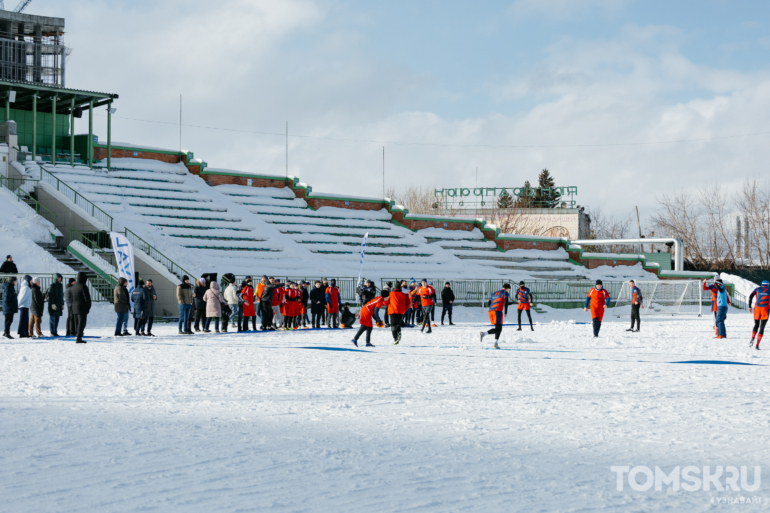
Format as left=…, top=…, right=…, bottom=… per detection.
left=1, top=306, right=767, bottom=512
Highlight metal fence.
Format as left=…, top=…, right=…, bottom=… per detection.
left=124, top=228, right=194, bottom=281
left=0, top=273, right=113, bottom=306
left=226, top=276, right=362, bottom=303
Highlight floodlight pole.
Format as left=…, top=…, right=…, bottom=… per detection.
left=285, top=121, right=288, bottom=179
left=4, top=95, right=8, bottom=121
left=382, top=146, right=385, bottom=198
left=69, top=98, right=74, bottom=167
left=107, top=100, right=112, bottom=171
left=31, top=94, right=36, bottom=162
left=87, top=99, right=93, bottom=169
left=51, top=95, right=56, bottom=167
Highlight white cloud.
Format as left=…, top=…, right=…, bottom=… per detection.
left=25, top=1, right=770, bottom=227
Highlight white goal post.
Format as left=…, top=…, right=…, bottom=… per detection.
left=613, top=280, right=702, bottom=317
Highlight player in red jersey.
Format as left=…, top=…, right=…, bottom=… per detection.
left=584, top=280, right=611, bottom=337
left=352, top=291, right=387, bottom=347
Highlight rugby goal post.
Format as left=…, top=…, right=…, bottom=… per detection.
left=613, top=280, right=702, bottom=317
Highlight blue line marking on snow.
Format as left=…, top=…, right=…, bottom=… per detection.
left=482, top=347, right=578, bottom=353
left=671, top=360, right=761, bottom=366
left=297, top=346, right=371, bottom=353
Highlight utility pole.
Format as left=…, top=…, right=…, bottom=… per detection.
left=635, top=206, right=643, bottom=254
left=382, top=146, right=385, bottom=198
left=285, top=121, right=288, bottom=179
left=179, top=94, right=182, bottom=156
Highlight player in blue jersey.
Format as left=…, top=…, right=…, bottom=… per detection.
left=515, top=281, right=535, bottom=331
left=749, top=280, right=770, bottom=350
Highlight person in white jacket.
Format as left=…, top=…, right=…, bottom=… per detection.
left=16, top=275, right=32, bottom=338
left=224, top=279, right=239, bottom=330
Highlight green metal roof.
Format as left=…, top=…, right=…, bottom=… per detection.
left=0, top=79, right=118, bottom=113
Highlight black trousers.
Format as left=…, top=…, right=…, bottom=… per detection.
left=260, top=302, right=273, bottom=329
left=487, top=323, right=503, bottom=340
left=592, top=317, right=602, bottom=337
left=134, top=317, right=146, bottom=333
left=4, top=313, right=13, bottom=335
left=147, top=316, right=154, bottom=333
left=354, top=325, right=373, bottom=344
left=75, top=314, right=87, bottom=341
left=752, top=319, right=768, bottom=336
left=630, top=304, right=641, bottom=330
left=328, top=312, right=339, bottom=328
left=194, top=307, right=207, bottom=330
left=66, top=309, right=75, bottom=335
left=421, top=306, right=433, bottom=331
left=518, top=308, right=533, bottom=327
left=441, top=304, right=452, bottom=323
left=242, top=315, right=257, bottom=331
left=389, top=313, right=403, bottom=340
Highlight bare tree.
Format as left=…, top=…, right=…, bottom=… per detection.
left=387, top=185, right=460, bottom=216
left=584, top=207, right=635, bottom=253
left=735, top=178, right=770, bottom=269
left=651, top=185, right=738, bottom=269
left=485, top=207, right=546, bottom=236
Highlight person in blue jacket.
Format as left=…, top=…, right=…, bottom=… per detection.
left=2, top=276, right=18, bottom=339
left=703, top=278, right=730, bottom=339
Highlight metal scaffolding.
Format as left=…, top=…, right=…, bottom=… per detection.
left=0, top=10, right=66, bottom=87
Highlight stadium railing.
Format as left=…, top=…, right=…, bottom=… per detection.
left=39, top=166, right=114, bottom=231
left=0, top=273, right=112, bottom=304
left=0, top=175, right=57, bottom=228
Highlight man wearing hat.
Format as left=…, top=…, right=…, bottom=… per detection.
left=585, top=280, right=611, bottom=337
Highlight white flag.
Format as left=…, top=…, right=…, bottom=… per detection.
left=110, top=231, right=136, bottom=303
left=356, top=232, right=369, bottom=304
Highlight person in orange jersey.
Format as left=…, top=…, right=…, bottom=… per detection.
left=480, top=284, right=511, bottom=349
left=326, top=279, right=341, bottom=328
left=584, top=280, right=611, bottom=337
left=352, top=291, right=387, bottom=347
left=416, top=279, right=435, bottom=334
left=388, top=281, right=410, bottom=344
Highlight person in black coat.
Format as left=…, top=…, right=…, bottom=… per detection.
left=193, top=278, right=207, bottom=332
left=113, top=277, right=131, bottom=336
left=300, top=282, right=310, bottom=327
left=309, top=280, right=327, bottom=328
left=46, top=273, right=64, bottom=337
left=359, top=280, right=377, bottom=305
left=70, top=272, right=92, bottom=343
left=2, top=277, right=18, bottom=338
left=131, top=280, right=150, bottom=335
left=259, top=279, right=276, bottom=330
left=29, top=277, right=45, bottom=338
left=64, top=278, right=76, bottom=336
left=441, top=282, right=455, bottom=325
left=340, top=303, right=356, bottom=328
left=0, top=255, right=17, bottom=274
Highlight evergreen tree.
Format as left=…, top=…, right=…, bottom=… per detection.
left=514, top=181, right=535, bottom=208
left=497, top=189, right=514, bottom=209
left=535, top=168, right=561, bottom=208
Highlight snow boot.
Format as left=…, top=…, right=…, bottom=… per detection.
left=517, top=327, right=522, bottom=331
left=352, top=339, right=358, bottom=347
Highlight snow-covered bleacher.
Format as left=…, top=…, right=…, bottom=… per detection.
left=28, top=157, right=620, bottom=281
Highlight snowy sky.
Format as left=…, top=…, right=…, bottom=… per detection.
left=29, top=0, right=770, bottom=223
